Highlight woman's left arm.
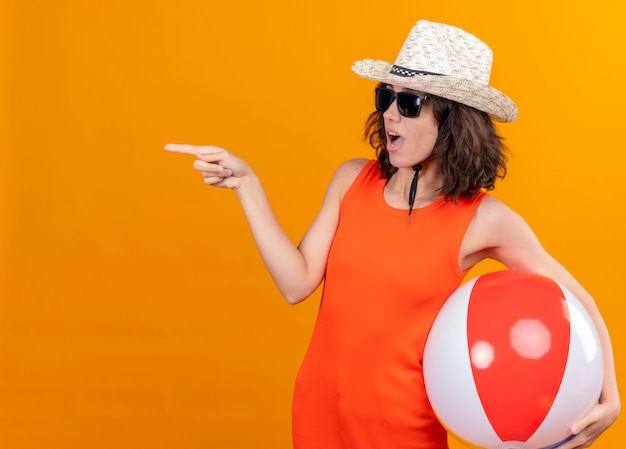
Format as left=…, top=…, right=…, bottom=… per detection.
left=468, top=196, right=620, bottom=448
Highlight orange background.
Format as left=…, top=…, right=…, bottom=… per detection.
left=1, top=1, right=624, bottom=448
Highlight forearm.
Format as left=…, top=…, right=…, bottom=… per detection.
left=234, top=173, right=321, bottom=304
left=165, top=144, right=328, bottom=303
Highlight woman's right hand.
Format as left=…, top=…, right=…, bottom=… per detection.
left=164, top=144, right=251, bottom=190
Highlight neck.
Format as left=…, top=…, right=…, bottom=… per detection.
left=386, top=162, right=442, bottom=207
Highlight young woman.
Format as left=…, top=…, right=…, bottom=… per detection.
left=166, top=20, right=619, bottom=449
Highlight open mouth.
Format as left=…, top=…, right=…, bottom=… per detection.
left=387, top=131, right=402, bottom=149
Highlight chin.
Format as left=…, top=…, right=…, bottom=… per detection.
left=387, top=154, right=418, bottom=170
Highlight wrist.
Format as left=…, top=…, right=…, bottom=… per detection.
left=233, top=170, right=260, bottom=195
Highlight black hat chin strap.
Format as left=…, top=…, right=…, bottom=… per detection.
left=405, top=115, right=448, bottom=224
left=407, top=164, right=422, bottom=224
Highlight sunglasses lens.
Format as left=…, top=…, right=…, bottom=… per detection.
left=375, top=88, right=424, bottom=118
left=397, top=93, right=421, bottom=118
left=375, top=88, right=394, bottom=113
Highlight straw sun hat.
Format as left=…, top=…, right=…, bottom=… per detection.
left=352, top=20, right=518, bottom=122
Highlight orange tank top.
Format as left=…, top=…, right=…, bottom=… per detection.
left=292, top=160, right=486, bottom=449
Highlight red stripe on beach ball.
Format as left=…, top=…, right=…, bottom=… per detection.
left=466, top=271, right=570, bottom=442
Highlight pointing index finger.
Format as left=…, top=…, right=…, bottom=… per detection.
left=164, top=144, right=224, bottom=155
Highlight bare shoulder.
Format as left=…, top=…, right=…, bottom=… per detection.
left=329, top=158, right=369, bottom=199
left=474, top=194, right=525, bottom=230
left=477, top=194, right=510, bottom=216
left=471, top=194, right=548, bottom=267
left=335, top=158, right=369, bottom=179
left=462, top=194, right=532, bottom=269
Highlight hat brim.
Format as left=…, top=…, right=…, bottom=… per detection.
left=352, top=59, right=518, bottom=123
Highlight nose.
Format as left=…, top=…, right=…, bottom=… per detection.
left=383, top=98, right=401, bottom=122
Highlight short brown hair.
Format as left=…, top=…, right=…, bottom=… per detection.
left=364, top=87, right=509, bottom=202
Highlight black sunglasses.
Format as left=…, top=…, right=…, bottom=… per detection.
left=375, top=87, right=429, bottom=118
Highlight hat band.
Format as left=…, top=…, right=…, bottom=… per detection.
left=390, top=65, right=444, bottom=78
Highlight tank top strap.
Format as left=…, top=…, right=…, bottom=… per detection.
left=448, top=191, right=488, bottom=278
left=342, top=159, right=379, bottom=202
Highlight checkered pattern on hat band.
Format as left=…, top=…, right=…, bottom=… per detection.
left=390, top=66, right=444, bottom=77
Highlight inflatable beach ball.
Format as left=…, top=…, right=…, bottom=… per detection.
left=423, top=270, right=603, bottom=449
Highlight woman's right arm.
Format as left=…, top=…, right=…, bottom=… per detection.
left=165, top=144, right=366, bottom=304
